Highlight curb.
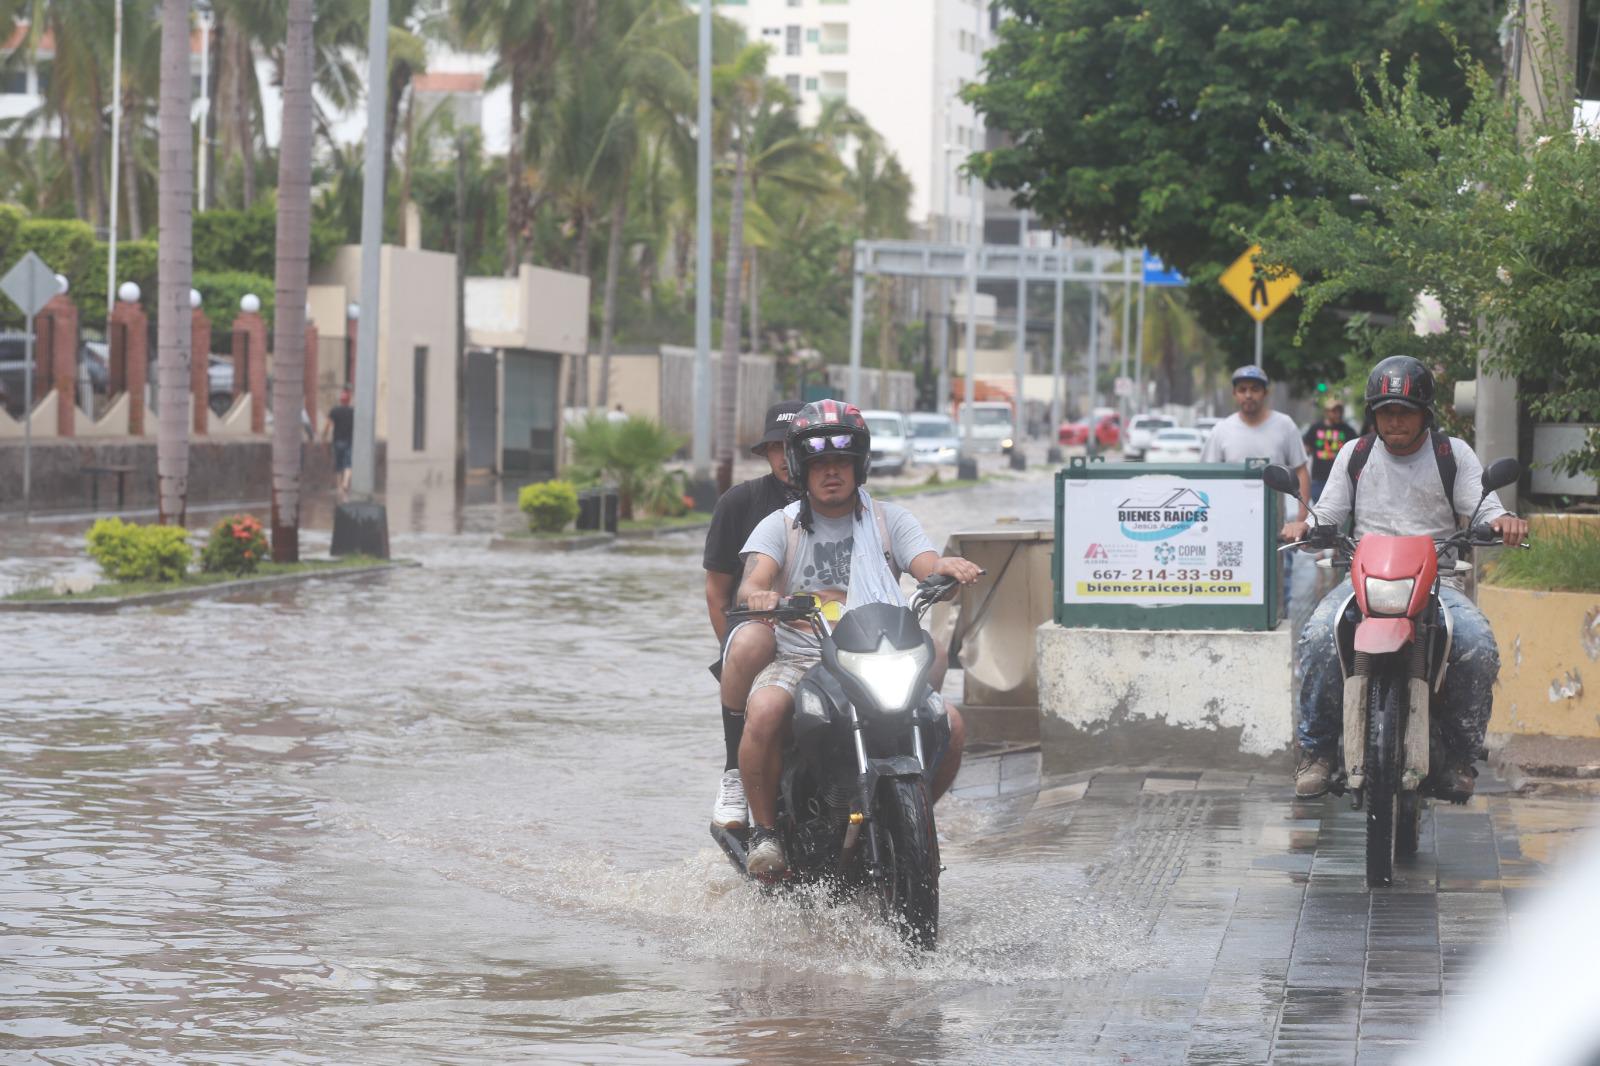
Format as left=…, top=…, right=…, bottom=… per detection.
left=0, top=560, right=415, bottom=613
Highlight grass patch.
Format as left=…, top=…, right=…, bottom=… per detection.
left=877, top=474, right=991, bottom=498
left=4, top=555, right=388, bottom=603
left=619, top=511, right=711, bottom=532
left=1483, top=522, right=1600, bottom=592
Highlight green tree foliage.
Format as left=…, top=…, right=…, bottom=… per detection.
left=964, top=0, right=1502, bottom=386
left=1262, top=52, right=1600, bottom=477
left=193, top=198, right=340, bottom=277
left=193, top=270, right=277, bottom=334
left=85, top=518, right=191, bottom=582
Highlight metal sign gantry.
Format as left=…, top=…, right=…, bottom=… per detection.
left=846, top=238, right=1142, bottom=440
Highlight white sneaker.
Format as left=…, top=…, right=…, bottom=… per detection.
left=746, top=827, right=788, bottom=877
left=711, top=769, right=748, bottom=829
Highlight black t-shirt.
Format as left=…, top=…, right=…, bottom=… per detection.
left=702, top=473, right=795, bottom=585
left=328, top=404, right=355, bottom=445
left=1303, top=419, right=1358, bottom=481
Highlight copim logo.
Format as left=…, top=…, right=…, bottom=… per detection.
left=1116, top=487, right=1211, bottom=542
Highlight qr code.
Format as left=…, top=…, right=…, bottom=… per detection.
left=1217, top=541, right=1243, bottom=568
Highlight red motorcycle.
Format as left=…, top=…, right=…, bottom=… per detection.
left=1266, top=458, right=1524, bottom=887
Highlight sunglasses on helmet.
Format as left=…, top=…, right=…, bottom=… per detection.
left=800, top=433, right=857, bottom=454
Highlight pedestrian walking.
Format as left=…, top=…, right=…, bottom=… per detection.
left=1302, top=398, right=1359, bottom=503
left=322, top=386, right=355, bottom=501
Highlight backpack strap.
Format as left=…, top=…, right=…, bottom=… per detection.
left=1345, top=429, right=1459, bottom=530
left=873, top=501, right=901, bottom=581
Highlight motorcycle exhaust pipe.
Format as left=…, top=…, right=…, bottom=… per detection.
left=1343, top=653, right=1370, bottom=790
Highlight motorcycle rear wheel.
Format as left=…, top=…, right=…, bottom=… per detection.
left=1366, top=671, right=1405, bottom=887
left=876, top=778, right=940, bottom=950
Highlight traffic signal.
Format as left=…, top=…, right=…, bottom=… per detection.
left=1316, top=381, right=1329, bottom=393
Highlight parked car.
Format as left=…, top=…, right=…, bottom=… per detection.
left=0, top=333, right=110, bottom=419
left=959, top=400, right=1016, bottom=453
left=1122, top=414, right=1177, bottom=461
left=907, top=412, right=960, bottom=465
left=1060, top=413, right=1122, bottom=449
left=862, top=409, right=913, bottom=476
left=1057, top=420, right=1090, bottom=446
left=1195, top=415, right=1223, bottom=441
left=1145, top=427, right=1206, bottom=463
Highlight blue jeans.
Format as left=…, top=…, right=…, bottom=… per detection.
left=1296, top=578, right=1500, bottom=757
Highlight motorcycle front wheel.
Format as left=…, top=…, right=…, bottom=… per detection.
left=876, top=778, right=940, bottom=950
left=1365, top=670, right=1406, bottom=887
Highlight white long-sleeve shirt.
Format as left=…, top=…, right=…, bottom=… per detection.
left=1310, top=434, right=1508, bottom=543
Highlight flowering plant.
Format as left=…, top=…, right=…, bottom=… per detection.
left=201, top=514, right=269, bottom=574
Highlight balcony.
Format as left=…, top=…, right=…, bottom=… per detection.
left=817, top=39, right=847, bottom=54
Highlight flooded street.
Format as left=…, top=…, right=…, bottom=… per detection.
left=3, top=474, right=1597, bottom=1064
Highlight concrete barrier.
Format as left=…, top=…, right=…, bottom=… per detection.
left=1036, top=621, right=1294, bottom=773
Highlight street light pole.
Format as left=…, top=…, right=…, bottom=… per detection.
left=692, top=0, right=712, bottom=484
left=197, top=7, right=212, bottom=210
left=351, top=0, right=388, bottom=500
left=959, top=0, right=983, bottom=461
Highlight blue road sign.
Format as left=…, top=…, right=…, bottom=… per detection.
left=1142, top=251, right=1186, bottom=287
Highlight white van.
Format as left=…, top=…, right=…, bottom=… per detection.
left=960, top=401, right=1015, bottom=453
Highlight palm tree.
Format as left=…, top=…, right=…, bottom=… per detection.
left=269, top=0, right=313, bottom=562
left=155, top=0, right=192, bottom=526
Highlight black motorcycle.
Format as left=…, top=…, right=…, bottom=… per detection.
left=713, top=573, right=961, bottom=950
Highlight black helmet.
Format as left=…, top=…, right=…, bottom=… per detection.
left=1364, top=355, right=1434, bottom=415
left=784, top=398, right=872, bottom=486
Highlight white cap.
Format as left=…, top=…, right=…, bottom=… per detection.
left=240, top=293, right=261, bottom=314
left=117, top=281, right=141, bottom=303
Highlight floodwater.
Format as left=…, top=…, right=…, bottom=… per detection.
left=1, top=474, right=1170, bottom=1064
left=5, top=470, right=1596, bottom=1064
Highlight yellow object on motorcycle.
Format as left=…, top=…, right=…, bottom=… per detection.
left=795, top=594, right=844, bottom=623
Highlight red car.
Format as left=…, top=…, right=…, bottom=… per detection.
left=1058, top=414, right=1121, bottom=448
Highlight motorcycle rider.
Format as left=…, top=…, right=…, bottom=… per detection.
left=704, top=401, right=803, bottom=830
left=1280, top=356, right=1528, bottom=799
left=732, top=399, right=983, bottom=876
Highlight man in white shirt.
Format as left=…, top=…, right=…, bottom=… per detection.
left=1281, top=356, right=1528, bottom=799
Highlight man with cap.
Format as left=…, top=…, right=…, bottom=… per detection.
left=1302, top=397, right=1359, bottom=503
left=703, top=401, right=804, bottom=828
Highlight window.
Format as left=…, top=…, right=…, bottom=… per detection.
left=412, top=346, right=428, bottom=451
left=787, top=0, right=802, bottom=6
left=785, top=73, right=801, bottom=95
left=805, top=27, right=819, bottom=42
left=804, top=76, right=818, bottom=92
left=785, top=25, right=801, bottom=55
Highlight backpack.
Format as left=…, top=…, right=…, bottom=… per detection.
left=1346, top=428, right=1458, bottom=528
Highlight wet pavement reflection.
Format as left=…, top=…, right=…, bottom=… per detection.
left=2, top=471, right=1597, bottom=1064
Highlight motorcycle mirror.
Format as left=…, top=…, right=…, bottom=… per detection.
left=1480, top=457, right=1521, bottom=495
left=1261, top=464, right=1299, bottom=496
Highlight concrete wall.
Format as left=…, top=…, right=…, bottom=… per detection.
left=0, top=438, right=385, bottom=513
left=1037, top=622, right=1295, bottom=773
left=659, top=346, right=775, bottom=451
left=586, top=353, right=662, bottom=419
left=464, top=264, right=590, bottom=356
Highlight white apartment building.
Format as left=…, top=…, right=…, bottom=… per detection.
left=713, top=0, right=992, bottom=242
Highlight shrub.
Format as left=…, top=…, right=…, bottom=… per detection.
left=200, top=514, right=269, bottom=575
left=193, top=270, right=276, bottom=334
left=564, top=414, right=687, bottom=520
left=519, top=480, right=579, bottom=533
left=1485, top=521, right=1600, bottom=593
left=85, top=518, right=191, bottom=582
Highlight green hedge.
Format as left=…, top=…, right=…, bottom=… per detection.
left=193, top=196, right=340, bottom=276
left=194, top=270, right=275, bottom=334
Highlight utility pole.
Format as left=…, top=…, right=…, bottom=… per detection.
left=1012, top=209, right=1027, bottom=455
left=959, top=0, right=983, bottom=466
left=454, top=132, right=468, bottom=492
left=106, top=0, right=123, bottom=318
left=197, top=5, right=212, bottom=210
left=1133, top=268, right=1147, bottom=413
left=691, top=0, right=713, bottom=496
left=1118, top=249, right=1132, bottom=427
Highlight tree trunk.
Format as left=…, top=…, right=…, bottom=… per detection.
left=269, top=0, right=314, bottom=562
left=715, top=142, right=747, bottom=494
left=156, top=0, right=192, bottom=526
left=748, top=248, right=761, bottom=355
left=233, top=27, right=256, bottom=209
left=598, top=176, right=629, bottom=410
left=60, top=109, right=87, bottom=221
left=89, top=105, right=107, bottom=231
left=123, top=102, right=144, bottom=240
left=505, top=62, right=526, bottom=274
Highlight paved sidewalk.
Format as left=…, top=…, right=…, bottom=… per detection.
left=947, top=755, right=1597, bottom=1064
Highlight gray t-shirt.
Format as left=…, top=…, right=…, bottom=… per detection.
left=1311, top=435, right=1507, bottom=545
left=1200, top=410, right=1309, bottom=468
left=742, top=500, right=935, bottom=652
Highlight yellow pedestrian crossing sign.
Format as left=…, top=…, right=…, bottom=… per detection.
left=1219, top=245, right=1300, bottom=322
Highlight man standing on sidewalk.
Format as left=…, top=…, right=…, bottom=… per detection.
left=1302, top=398, right=1358, bottom=502
left=1201, top=366, right=1310, bottom=611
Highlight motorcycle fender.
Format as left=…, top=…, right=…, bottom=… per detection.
left=1353, top=617, right=1415, bottom=654
left=858, top=755, right=926, bottom=810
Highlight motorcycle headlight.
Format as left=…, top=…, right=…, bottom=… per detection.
left=835, top=638, right=930, bottom=714
left=1364, top=576, right=1416, bottom=616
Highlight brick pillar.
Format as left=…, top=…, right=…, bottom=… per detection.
left=304, top=321, right=319, bottom=435
left=231, top=310, right=269, bottom=433
left=110, top=299, right=150, bottom=435
left=191, top=308, right=212, bottom=435
left=38, top=293, right=78, bottom=436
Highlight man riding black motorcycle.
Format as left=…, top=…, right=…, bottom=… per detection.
left=1281, top=355, right=1528, bottom=799
left=731, top=399, right=982, bottom=876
